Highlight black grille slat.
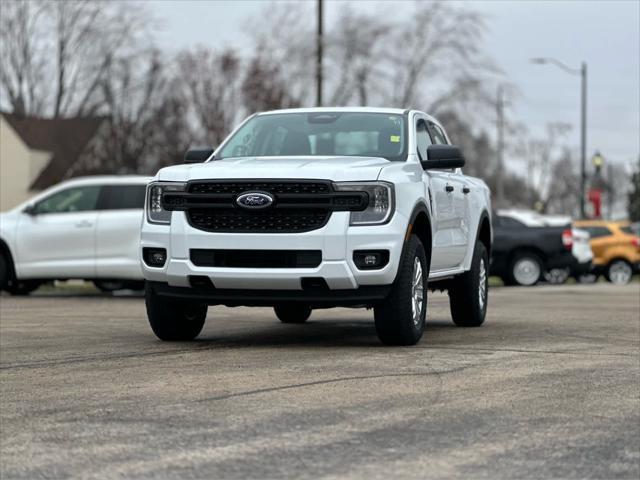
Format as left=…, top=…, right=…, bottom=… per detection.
left=188, top=181, right=331, bottom=195
left=189, top=208, right=329, bottom=233
left=191, top=249, right=322, bottom=268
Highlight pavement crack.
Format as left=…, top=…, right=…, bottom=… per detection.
left=196, top=366, right=470, bottom=403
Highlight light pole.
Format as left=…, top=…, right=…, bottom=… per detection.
left=531, top=57, right=587, bottom=218
left=316, top=0, right=324, bottom=107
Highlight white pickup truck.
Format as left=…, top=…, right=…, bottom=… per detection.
left=141, top=108, right=492, bottom=346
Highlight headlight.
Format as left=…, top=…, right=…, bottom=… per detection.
left=334, top=182, right=394, bottom=225
left=146, top=182, right=186, bottom=224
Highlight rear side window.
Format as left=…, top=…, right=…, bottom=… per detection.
left=101, top=185, right=146, bottom=210
left=585, top=226, right=612, bottom=238
left=620, top=226, right=633, bottom=235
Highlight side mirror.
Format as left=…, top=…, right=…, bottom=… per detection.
left=184, top=147, right=215, bottom=164
left=421, top=145, right=465, bottom=170
left=23, top=204, right=36, bottom=216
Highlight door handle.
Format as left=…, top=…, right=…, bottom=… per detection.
left=462, top=187, right=470, bottom=194
left=445, top=185, right=454, bottom=193
left=75, top=220, right=93, bottom=228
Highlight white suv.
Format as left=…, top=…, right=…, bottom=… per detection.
left=141, top=108, right=492, bottom=345
left=0, top=176, right=150, bottom=294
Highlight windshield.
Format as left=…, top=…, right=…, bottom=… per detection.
left=217, top=112, right=407, bottom=161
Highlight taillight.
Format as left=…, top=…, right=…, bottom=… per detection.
left=632, top=236, right=640, bottom=249
left=562, top=229, right=573, bottom=251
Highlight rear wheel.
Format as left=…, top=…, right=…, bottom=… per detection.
left=93, top=280, right=127, bottom=292
left=274, top=304, right=311, bottom=323
left=145, top=283, right=207, bottom=341
left=606, top=260, right=633, bottom=285
left=449, top=241, right=489, bottom=327
left=507, top=252, right=542, bottom=286
left=374, top=235, right=427, bottom=346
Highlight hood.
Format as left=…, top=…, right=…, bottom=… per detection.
left=156, top=156, right=390, bottom=183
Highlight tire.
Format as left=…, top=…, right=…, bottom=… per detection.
left=605, top=259, right=633, bottom=285
left=93, top=280, right=127, bottom=292
left=0, top=254, right=8, bottom=290
left=449, top=241, right=489, bottom=327
left=374, top=234, right=427, bottom=346
left=577, top=273, right=599, bottom=284
left=274, top=304, right=311, bottom=323
left=507, top=252, right=543, bottom=286
left=6, top=280, right=42, bottom=296
left=145, top=283, right=207, bottom=341
left=544, top=267, right=570, bottom=285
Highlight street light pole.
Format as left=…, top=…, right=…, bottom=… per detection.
left=580, top=62, right=587, bottom=219
left=530, top=57, right=588, bottom=218
left=496, top=85, right=505, bottom=207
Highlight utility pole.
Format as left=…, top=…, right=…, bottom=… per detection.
left=580, top=62, right=587, bottom=219
left=496, top=85, right=505, bottom=207
left=316, top=0, right=324, bottom=107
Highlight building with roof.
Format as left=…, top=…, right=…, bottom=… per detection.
left=0, top=112, right=107, bottom=211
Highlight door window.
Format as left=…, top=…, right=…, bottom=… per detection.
left=428, top=123, right=448, bottom=145
left=415, top=119, right=432, bottom=160
left=101, top=185, right=147, bottom=210
left=34, top=186, right=101, bottom=214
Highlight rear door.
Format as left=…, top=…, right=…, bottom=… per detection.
left=95, top=184, right=147, bottom=279
left=427, top=121, right=468, bottom=269
left=16, top=185, right=101, bottom=278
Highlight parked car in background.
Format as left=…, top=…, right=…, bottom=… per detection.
left=0, top=176, right=150, bottom=295
left=573, top=220, right=640, bottom=285
left=491, top=210, right=592, bottom=286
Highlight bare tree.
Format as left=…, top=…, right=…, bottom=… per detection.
left=0, top=0, right=153, bottom=118
left=176, top=48, right=243, bottom=147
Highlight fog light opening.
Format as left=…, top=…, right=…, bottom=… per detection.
left=143, top=248, right=167, bottom=268
left=353, top=250, right=389, bottom=270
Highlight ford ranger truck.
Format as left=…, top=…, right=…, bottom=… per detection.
left=141, top=108, right=492, bottom=346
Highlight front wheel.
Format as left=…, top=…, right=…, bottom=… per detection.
left=544, top=267, right=570, bottom=285
left=145, top=284, right=207, bottom=341
left=374, top=235, right=427, bottom=346
left=606, top=260, right=633, bottom=285
left=449, top=241, right=489, bottom=327
left=6, top=280, right=42, bottom=296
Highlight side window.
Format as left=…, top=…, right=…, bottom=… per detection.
left=101, top=185, right=147, bottom=210
left=34, top=186, right=101, bottom=214
left=415, top=119, right=432, bottom=160
left=428, top=123, right=448, bottom=145
left=585, top=226, right=612, bottom=238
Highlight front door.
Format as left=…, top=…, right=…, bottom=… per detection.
left=16, top=185, right=101, bottom=279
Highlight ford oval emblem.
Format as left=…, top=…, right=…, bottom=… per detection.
left=236, top=192, right=274, bottom=209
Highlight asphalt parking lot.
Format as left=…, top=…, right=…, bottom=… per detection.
left=1, top=283, right=639, bottom=479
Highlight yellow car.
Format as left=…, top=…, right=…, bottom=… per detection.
left=574, top=220, right=640, bottom=284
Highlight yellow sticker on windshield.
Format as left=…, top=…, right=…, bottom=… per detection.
left=390, top=135, right=400, bottom=143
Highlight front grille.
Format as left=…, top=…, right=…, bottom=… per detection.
left=188, top=208, right=329, bottom=233
left=191, top=249, right=322, bottom=268
left=163, top=180, right=367, bottom=234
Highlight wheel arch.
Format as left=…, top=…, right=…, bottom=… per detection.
left=0, top=237, right=18, bottom=285
left=408, top=202, right=432, bottom=272
left=476, top=210, right=492, bottom=258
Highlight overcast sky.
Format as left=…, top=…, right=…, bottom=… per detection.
left=152, top=0, right=639, bottom=168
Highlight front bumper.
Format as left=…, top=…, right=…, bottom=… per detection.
left=141, top=210, right=408, bottom=291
